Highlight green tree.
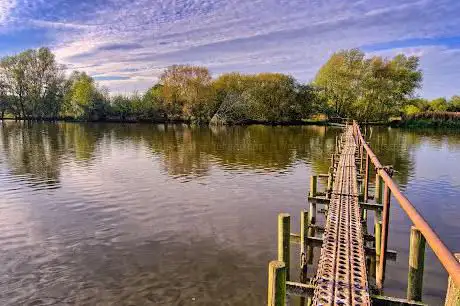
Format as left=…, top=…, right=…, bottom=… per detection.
left=0, top=48, right=65, bottom=119
left=313, top=49, right=422, bottom=121
left=448, top=95, right=460, bottom=112
left=138, top=85, right=165, bottom=120
left=403, top=105, right=421, bottom=116
left=62, top=72, right=109, bottom=120
left=160, top=65, right=214, bottom=122
left=429, top=97, right=449, bottom=112
left=313, top=49, right=364, bottom=118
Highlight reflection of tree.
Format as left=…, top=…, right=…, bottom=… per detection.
left=62, top=123, right=104, bottom=162
left=0, top=122, right=434, bottom=183
left=0, top=121, right=62, bottom=186
left=363, top=126, right=417, bottom=187
left=0, top=122, right=105, bottom=187
left=149, top=125, right=211, bottom=177
left=148, top=124, right=341, bottom=177
left=0, top=122, right=344, bottom=180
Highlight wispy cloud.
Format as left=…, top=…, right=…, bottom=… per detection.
left=2, top=0, right=460, bottom=98
left=0, top=0, right=16, bottom=24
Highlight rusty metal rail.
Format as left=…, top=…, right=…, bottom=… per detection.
left=352, top=121, right=460, bottom=289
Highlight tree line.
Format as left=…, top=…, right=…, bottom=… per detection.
left=0, top=47, right=457, bottom=124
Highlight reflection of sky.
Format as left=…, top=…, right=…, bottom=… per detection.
left=413, top=140, right=460, bottom=185
left=383, top=133, right=460, bottom=303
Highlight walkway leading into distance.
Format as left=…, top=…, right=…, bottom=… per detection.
left=312, top=126, right=370, bottom=306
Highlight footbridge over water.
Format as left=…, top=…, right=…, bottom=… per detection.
left=267, top=122, right=460, bottom=306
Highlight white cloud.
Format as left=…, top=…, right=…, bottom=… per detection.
left=0, top=0, right=16, bottom=24
left=4, top=0, right=460, bottom=96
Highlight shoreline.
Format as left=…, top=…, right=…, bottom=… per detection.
left=1, top=117, right=459, bottom=129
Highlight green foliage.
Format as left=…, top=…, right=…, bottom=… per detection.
left=62, top=72, right=109, bottom=120
left=0, top=48, right=66, bottom=119
left=210, top=72, right=314, bottom=124
left=404, top=105, right=421, bottom=116
left=429, top=97, right=449, bottom=112
left=313, top=49, right=422, bottom=121
left=1, top=46, right=458, bottom=126
left=449, top=95, right=460, bottom=112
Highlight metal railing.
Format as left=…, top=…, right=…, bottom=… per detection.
left=352, top=121, right=460, bottom=289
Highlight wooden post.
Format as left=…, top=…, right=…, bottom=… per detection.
left=364, top=152, right=370, bottom=202
left=278, top=213, right=290, bottom=281
left=374, top=173, right=383, bottom=263
left=377, top=182, right=391, bottom=289
left=268, top=260, right=286, bottom=306
left=309, top=176, right=317, bottom=197
left=444, top=253, right=460, bottom=306
left=300, top=210, right=309, bottom=283
left=307, top=202, right=316, bottom=264
left=361, top=152, right=370, bottom=233
left=375, top=173, right=383, bottom=204
left=407, top=226, right=426, bottom=301
left=327, top=172, right=333, bottom=199
left=375, top=220, right=382, bottom=257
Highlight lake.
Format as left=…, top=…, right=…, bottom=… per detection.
left=0, top=122, right=458, bottom=305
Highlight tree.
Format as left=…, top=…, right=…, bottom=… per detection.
left=138, top=84, right=165, bottom=120
left=448, top=95, right=460, bottom=112
left=313, top=49, right=422, bottom=121
left=429, top=97, right=449, bottom=112
left=313, top=49, right=365, bottom=118
left=0, top=48, right=65, bottom=119
left=211, top=72, right=314, bottom=124
left=160, top=65, right=214, bottom=122
left=0, top=51, right=31, bottom=118
left=111, top=95, right=133, bottom=120
left=62, top=72, right=109, bottom=120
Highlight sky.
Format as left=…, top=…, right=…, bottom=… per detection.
left=0, top=0, right=459, bottom=98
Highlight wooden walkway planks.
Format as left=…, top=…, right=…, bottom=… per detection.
left=312, top=126, right=370, bottom=306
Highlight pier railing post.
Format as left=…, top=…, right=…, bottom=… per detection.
left=307, top=202, right=316, bottom=265
left=309, top=176, right=317, bottom=197
left=374, top=173, right=383, bottom=259
left=364, top=152, right=370, bottom=202
left=361, top=151, right=370, bottom=233
left=444, top=254, right=460, bottom=306
left=377, top=180, right=391, bottom=289
left=268, top=260, right=286, bottom=306
left=407, top=226, right=426, bottom=302
left=327, top=172, right=333, bottom=199
left=300, top=210, right=309, bottom=283
left=278, top=213, right=290, bottom=281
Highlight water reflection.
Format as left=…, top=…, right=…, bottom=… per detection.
left=0, top=121, right=458, bottom=305
left=0, top=122, right=344, bottom=182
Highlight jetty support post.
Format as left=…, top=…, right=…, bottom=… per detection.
left=268, top=260, right=286, bottom=306
left=300, top=210, right=310, bottom=283
left=278, top=213, right=290, bottom=281
left=444, top=254, right=460, bottom=306
left=374, top=173, right=383, bottom=258
left=407, top=226, right=426, bottom=302
left=307, top=202, right=316, bottom=265
left=377, top=180, right=391, bottom=289
left=309, top=176, right=317, bottom=198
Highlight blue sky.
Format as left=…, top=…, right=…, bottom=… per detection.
left=1, top=0, right=459, bottom=98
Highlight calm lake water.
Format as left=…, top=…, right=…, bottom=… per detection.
left=0, top=122, right=458, bottom=305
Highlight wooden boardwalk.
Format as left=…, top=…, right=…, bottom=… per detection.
left=312, top=126, right=369, bottom=305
